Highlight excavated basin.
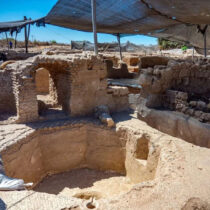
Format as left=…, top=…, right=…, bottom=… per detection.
left=2, top=123, right=160, bottom=200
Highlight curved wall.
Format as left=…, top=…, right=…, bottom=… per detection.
left=2, top=124, right=160, bottom=186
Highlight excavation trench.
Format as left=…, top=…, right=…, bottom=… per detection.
left=2, top=124, right=160, bottom=200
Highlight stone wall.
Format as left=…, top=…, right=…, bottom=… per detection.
left=1, top=121, right=160, bottom=186
left=35, top=55, right=129, bottom=117
left=70, top=58, right=129, bottom=116
left=0, top=70, right=16, bottom=114
left=103, top=55, right=119, bottom=67
left=2, top=124, right=126, bottom=184
left=123, top=56, right=140, bottom=72
left=164, top=90, right=210, bottom=123
left=137, top=57, right=210, bottom=145
left=106, top=60, right=135, bottom=79
left=3, top=54, right=130, bottom=123
left=138, top=58, right=210, bottom=109
left=123, top=56, right=140, bottom=67
left=70, top=57, right=107, bottom=116
left=140, top=56, right=169, bottom=68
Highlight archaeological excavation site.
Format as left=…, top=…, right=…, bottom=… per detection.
left=0, top=0, right=210, bottom=210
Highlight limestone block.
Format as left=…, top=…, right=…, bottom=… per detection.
left=189, top=101, right=197, bottom=108
left=100, top=113, right=115, bottom=128
left=146, top=67, right=154, bottom=74
left=207, top=103, right=210, bottom=112
left=107, top=86, right=129, bottom=96
left=194, top=110, right=203, bottom=119
left=0, top=60, right=16, bottom=70
left=123, top=56, right=140, bottom=67
left=95, top=105, right=115, bottom=128
left=141, top=56, right=169, bottom=68
left=137, top=107, right=210, bottom=148
left=186, top=108, right=195, bottom=116
left=196, top=101, right=206, bottom=111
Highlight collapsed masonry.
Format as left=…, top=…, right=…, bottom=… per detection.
left=137, top=57, right=210, bottom=147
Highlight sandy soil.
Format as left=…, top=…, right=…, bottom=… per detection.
left=34, top=168, right=133, bottom=199
left=34, top=168, right=133, bottom=200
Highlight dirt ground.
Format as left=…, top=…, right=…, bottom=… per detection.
left=34, top=168, right=133, bottom=199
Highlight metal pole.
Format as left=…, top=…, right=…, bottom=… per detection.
left=15, top=31, right=17, bottom=48
left=5, top=32, right=9, bottom=50
left=27, top=24, right=31, bottom=42
left=117, top=34, right=122, bottom=60
left=204, top=30, right=207, bottom=58
left=24, top=25, right=28, bottom=53
left=24, top=16, right=28, bottom=53
left=27, top=23, right=31, bottom=49
left=192, top=46, right=194, bottom=61
left=91, top=0, right=98, bottom=55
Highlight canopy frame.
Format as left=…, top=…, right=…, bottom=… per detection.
left=91, top=0, right=98, bottom=55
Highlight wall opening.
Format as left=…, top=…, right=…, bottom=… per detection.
left=35, top=68, right=71, bottom=120
left=35, top=68, right=50, bottom=95
left=135, top=135, right=149, bottom=160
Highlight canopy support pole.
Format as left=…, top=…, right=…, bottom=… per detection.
left=15, top=31, right=17, bottom=48
left=27, top=23, right=31, bottom=48
left=24, top=16, right=28, bottom=53
left=204, top=28, right=207, bottom=58
left=5, top=32, right=9, bottom=50
left=117, top=33, right=122, bottom=60
left=91, top=0, right=98, bottom=55
left=28, top=24, right=31, bottom=41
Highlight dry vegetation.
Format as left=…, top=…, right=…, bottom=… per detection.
left=0, top=38, right=69, bottom=48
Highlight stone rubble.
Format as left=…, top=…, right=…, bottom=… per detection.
left=94, top=105, right=115, bottom=127
left=137, top=57, right=210, bottom=145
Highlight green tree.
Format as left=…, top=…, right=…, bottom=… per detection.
left=158, top=38, right=182, bottom=50
left=50, top=40, right=57, bottom=44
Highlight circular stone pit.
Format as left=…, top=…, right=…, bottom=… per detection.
left=2, top=122, right=160, bottom=202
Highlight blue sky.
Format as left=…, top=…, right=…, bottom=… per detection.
left=0, top=0, right=157, bottom=45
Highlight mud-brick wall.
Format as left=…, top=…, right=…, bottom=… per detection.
left=70, top=58, right=130, bottom=116
left=70, top=58, right=108, bottom=116
left=13, top=75, right=39, bottom=123
left=0, top=70, right=16, bottom=114
left=106, top=60, right=134, bottom=79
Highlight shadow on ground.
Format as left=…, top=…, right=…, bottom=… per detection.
left=0, top=198, right=6, bottom=210
left=34, top=168, right=122, bottom=195
left=112, top=110, right=134, bottom=123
